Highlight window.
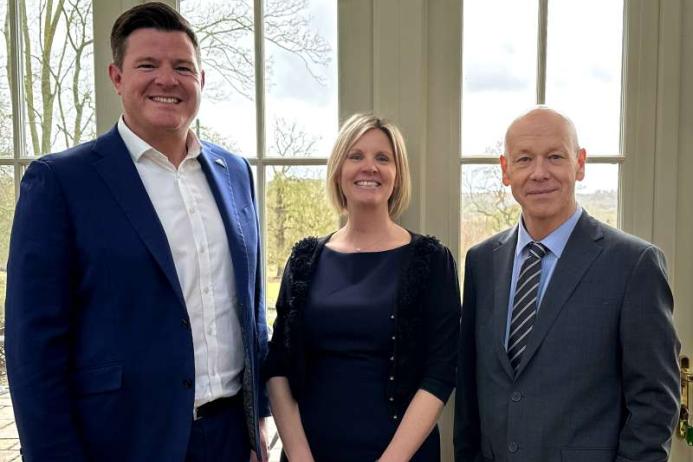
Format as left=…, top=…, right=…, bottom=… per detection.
left=461, top=0, right=623, bottom=256
left=181, top=0, right=339, bottom=331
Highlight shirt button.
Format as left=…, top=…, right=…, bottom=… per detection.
left=390, top=315, right=395, bottom=320
left=203, top=287, right=210, bottom=294
left=183, top=378, right=193, bottom=389
left=392, top=415, right=398, bottom=420
left=389, top=356, right=394, bottom=361
left=391, top=335, right=396, bottom=340
left=389, top=396, right=394, bottom=402
left=508, top=441, right=519, bottom=453
left=200, top=247, right=206, bottom=254
left=511, top=392, right=522, bottom=402
left=389, top=376, right=394, bottom=381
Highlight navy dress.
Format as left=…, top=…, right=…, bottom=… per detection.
left=297, top=245, right=440, bottom=462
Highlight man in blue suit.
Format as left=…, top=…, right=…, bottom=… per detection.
left=5, top=3, right=269, bottom=461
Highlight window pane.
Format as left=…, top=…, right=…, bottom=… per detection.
left=461, top=164, right=520, bottom=256
left=182, top=0, right=258, bottom=157
left=265, top=165, right=338, bottom=317
left=462, top=0, right=537, bottom=156
left=578, top=163, right=619, bottom=227
left=264, top=0, right=337, bottom=158
left=21, top=0, right=95, bottom=157
left=1, top=0, right=13, bottom=159
left=0, top=167, right=14, bottom=398
left=546, top=0, right=623, bottom=155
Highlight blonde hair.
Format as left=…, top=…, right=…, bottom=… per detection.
left=326, top=113, right=411, bottom=219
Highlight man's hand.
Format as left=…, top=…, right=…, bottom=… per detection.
left=250, top=418, right=269, bottom=462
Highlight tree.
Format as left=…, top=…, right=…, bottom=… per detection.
left=265, top=119, right=336, bottom=278
left=3, top=0, right=95, bottom=157
left=182, top=0, right=330, bottom=101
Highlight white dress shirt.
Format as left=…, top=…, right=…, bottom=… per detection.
left=118, top=117, right=244, bottom=408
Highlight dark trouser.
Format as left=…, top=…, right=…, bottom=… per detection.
left=185, top=395, right=250, bottom=462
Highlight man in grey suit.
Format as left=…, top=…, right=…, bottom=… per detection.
left=454, top=107, right=680, bottom=462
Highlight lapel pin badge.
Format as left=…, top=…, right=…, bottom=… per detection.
left=214, top=158, right=226, bottom=168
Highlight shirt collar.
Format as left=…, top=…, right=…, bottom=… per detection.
left=117, top=116, right=202, bottom=164
left=515, top=206, right=583, bottom=258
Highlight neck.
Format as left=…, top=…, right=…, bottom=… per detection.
left=148, top=133, right=189, bottom=168
left=125, top=119, right=189, bottom=168
left=523, top=202, right=577, bottom=241
left=343, top=206, right=394, bottom=237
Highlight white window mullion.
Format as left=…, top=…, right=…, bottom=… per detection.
left=253, top=0, right=267, bottom=261
left=8, top=0, right=26, bottom=199
left=536, top=0, right=548, bottom=104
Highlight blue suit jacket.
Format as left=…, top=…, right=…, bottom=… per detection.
left=5, top=127, right=269, bottom=462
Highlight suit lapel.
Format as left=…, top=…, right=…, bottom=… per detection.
left=91, top=127, right=186, bottom=311
left=492, top=226, right=518, bottom=380
left=513, top=212, right=604, bottom=377
left=198, top=148, right=250, bottom=326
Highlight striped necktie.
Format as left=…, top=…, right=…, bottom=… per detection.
left=508, top=241, right=548, bottom=373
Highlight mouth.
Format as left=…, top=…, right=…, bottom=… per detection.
left=526, top=188, right=558, bottom=196
left=149, top=96, right=181, bottom=104
left=354, top=180, right=381, bottom=188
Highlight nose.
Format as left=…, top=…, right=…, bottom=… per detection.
left=154, top=66, right=179, bottom=87
left=361, top=156, right=378, bottom=173
left=529, top=157, right=549, bottom=180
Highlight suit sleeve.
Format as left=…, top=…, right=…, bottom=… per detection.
left=5, top=160, right=88, bottom=461
left=454, top=249, right=483, bottom=462
left=419, top=246, right=461, bottom=403
left=244, top=159, right=271, bottom=418
left=617, top=246, right=680, bottom=462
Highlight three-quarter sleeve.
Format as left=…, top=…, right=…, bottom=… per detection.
left=418, top=246, right=462, bottom=403
left=263, top=258, right=294, bottom=381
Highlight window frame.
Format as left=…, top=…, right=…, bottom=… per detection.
left=460, top=0, right=625, bottom=230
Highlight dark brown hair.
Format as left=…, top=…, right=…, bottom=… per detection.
left=110, top=2, right=200, bottom=68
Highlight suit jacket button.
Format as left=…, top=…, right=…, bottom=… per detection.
left=511, top=391, right=522, bottom=402
left=508, top=441, right=519, bottom=453
left=183, top=378, right=193, bottom=389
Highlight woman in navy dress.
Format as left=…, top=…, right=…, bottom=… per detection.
left=265, top=113, right=461, bottom=462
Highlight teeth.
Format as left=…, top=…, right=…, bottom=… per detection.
left=151, top=96, right=179, bottom=104
left=355, top=181, right=379, bottom=187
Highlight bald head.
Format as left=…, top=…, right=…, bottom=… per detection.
left=504, top=107, right=581, bottom=156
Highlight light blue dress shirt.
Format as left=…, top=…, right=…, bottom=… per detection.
left=504, top=206, right=583, bottom=347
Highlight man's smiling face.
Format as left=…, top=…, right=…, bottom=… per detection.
left=108, top=28, right=204, bottom=143
left=500, top=109, right=586, bottom=236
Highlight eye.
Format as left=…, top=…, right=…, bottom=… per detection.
left=515, top=155, right=531, bottom=164
left=549, top=152, right=566, bottom=161
left=137, top=63, right=155, bottom=70
left=347, top=152, right=363, bottom=160
left=376, top=153, right=391, bottom=162
left=176, top=65, right=194, bottom=74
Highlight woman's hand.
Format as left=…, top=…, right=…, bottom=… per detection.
left=267, top=377, right=315, bottom=462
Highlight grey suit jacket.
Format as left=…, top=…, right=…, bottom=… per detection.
left=454, top=212, right=680, bottom=462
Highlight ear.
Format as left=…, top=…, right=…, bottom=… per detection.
left=575, top=148, right=587, bottom=181
left=108, top=63, right=123, bottom=95
left=500, top=155, right=511, bottom=186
